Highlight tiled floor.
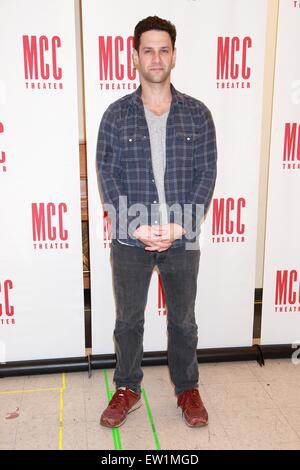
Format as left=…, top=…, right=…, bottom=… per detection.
left=1, top=359, right=300, bottom=450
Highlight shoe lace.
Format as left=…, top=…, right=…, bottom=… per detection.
left=109, top=389, right=128, bottom=410
left=179, top=389, right=203, bottom=409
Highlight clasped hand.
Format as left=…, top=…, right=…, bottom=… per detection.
left=133, top=223, right=186, bottom=252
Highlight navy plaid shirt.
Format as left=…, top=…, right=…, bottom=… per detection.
left=96, top=83, right=217, bottom=249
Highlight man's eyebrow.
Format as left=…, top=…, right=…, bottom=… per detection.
left=142, top=46, right=171, bottom=50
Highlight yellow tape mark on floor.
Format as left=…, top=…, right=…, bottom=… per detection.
left=0, top=387, right=61, bottom=395
left=59, top=391, right=64, bottom=449
left=59, top=373, right=66, bottom=450
left=61, top=372, right=66, bottom=391
left=0, top=373, right=67, bottom=451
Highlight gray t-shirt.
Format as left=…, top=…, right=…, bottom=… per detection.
left=117, top=106, right=169, bottom=246
left=144, top=106, right=169, bottom=225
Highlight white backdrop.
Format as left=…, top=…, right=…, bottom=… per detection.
left=261, top=0, right=300, bottom=345
left=82, top=0, right=268, bottom=354
left=0, top=0, right=85, bottom=361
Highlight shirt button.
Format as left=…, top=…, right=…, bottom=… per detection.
left=128, top=138, right=132, bottom=142
left=153, top=200, right=157, bottom=203
left=152, top=179, right=155, bottom=183
left=143, top=136, right=147, bottom=139
left=187, top=137, right=191, bottom=141
left=154, top=220, right=158, bottom=224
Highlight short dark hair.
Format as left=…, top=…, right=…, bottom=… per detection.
left=134, top=15, right=177, bottom=52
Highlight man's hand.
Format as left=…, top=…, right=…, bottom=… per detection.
left=133, top=224, right=186, bottom=252
left=133, top=225, right=171, bottom=252
left=144, top=223, right=186, bottom=251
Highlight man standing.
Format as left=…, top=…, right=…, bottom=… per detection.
left=97, top=16, right=217, bottom=428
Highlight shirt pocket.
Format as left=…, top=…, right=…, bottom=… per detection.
left=175, top=130, right=201, bottom=166
left=120, top=133, right=147, bottom=163
left=119, top=134, right=147, bottom=195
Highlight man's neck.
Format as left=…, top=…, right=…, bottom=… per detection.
left=140, top=80, right=172, bottom=116
left=140, top=79, right=172, bottom=105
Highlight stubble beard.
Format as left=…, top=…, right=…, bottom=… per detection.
left=140, top=67, right=172, bottom=84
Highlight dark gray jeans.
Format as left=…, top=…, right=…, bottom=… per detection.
left=110, top=239, right=200, bottom=396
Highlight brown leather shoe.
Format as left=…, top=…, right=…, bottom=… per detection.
left=177, top=389, right=208, bottom=427
left=100, top=388, right=142, bottom=428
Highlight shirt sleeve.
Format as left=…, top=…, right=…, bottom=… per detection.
left=96, top=105, right=123, bottom=207
left=95, top=105, right=139, bottom=240
left=184, top=106, right=218, bottom=241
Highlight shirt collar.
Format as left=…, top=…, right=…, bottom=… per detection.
left=130, top=83, right=184, bottom=108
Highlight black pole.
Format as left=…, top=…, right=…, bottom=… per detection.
left=0, top=344, right=294, bottom=378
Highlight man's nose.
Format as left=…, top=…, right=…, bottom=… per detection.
left=152, top=52, right=161, bottom=63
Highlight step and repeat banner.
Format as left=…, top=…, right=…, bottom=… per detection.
left=261, top=0, right=300, bottom=345
left=1, top=0, right=297, bottom=363
left=0, top=0, right=85, bottom=361
left=82, top=0, right=268, bottom=354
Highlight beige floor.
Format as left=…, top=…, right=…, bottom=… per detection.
left=1, top=359, right=300, bottom=450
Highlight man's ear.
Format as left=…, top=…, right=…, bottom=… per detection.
left=132, top=48, right=139, bottom=69
left=172, top=47, right=177, bottom=69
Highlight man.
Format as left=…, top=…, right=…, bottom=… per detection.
left=97, top=16, right=217, bottom=428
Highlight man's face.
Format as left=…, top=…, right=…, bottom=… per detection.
left=132, top=30, right=176, bottom=84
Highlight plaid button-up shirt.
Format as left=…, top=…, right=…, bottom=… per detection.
left=96, top=83, right=217, bottom=249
